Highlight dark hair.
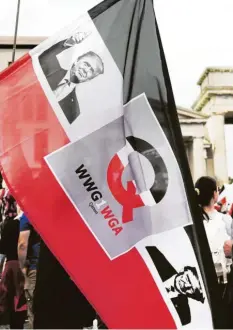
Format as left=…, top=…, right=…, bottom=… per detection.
left=183, top=266, right=205, bottom=303
left=70, top=51, right=104, bottom=84
left=80, top=51, right=104, bottom=75
left=174, top=266, right=205, bottom=303
left=195, top=176, right=217, bottom=207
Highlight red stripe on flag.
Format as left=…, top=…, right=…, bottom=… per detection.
left=0, top=54, right=176, bottom=329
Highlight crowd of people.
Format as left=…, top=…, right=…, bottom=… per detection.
left=0, top=174, right=104, bottom=329
left=1, top=171, right=233, bottom=328
left=195, top=176, right=233, bottom=327
left=0, top=176, right=40, bottom=328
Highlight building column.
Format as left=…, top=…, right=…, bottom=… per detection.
left=207, top=114, right=228, bottom=184
left=192, top=137, right=207, bottom=183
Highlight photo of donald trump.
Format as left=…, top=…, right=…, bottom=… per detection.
left=39, top=31, right=104, bottom=124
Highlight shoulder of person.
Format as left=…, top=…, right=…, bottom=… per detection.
left=213, top=210, right=228, bottom=221
left=222, top=212, right=232, bottom=220
left=211, top=210, right=225, bottom=223
left=219, top=212, right=232, bottom=225
left=19, top=213, right=31, bottom=232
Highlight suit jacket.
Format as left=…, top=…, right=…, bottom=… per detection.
left=146, top=246, right=191, bottom=325
left=39, top=40, right=80, bottom=124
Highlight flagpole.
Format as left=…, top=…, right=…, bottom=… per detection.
left=12, top=0, right=21, bottom=63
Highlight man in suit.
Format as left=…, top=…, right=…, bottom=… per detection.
left=39, top=32, right=104, bottom=124
left=146, top=246, right=205, bottom=326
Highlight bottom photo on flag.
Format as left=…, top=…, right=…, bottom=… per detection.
left=136, top=226, right=213, bottom=329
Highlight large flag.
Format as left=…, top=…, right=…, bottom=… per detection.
left=0, top=0, right=221, bottom=328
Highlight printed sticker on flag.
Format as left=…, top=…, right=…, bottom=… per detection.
left=31, top=13, right=123, bottom=143
left=45, top=94, right=192, bottom=258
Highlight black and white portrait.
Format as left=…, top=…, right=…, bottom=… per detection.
left=146, top=246, right=204, bottom=326
left=33, top=15, right=122, bottom=141
left=136, top=227, right=212, bottom=328
left=39, top=31, right=104, bottom=124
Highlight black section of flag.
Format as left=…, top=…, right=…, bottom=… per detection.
left=89, top=0, right=222, bottom=327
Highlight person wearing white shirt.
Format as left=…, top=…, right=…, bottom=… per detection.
left=195, top=176, right=232, bottom=284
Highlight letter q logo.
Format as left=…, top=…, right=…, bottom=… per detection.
left=107, top=136, right=169, bottom=224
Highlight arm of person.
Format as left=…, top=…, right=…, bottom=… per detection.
left=224, top=240, right=233, bottom=257
left=38, top=35, right=85, bottom=91
left=63, top=31, right=91, bottom=47
left=39, top=31, right=90, bottom=73
left=222, top=214, right=233, bottom=238
left=18, top=230, right=30, bottom=270
left=0, top=228, right=4, bottom=254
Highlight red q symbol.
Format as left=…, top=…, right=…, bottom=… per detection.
left=107, top=136, right=168, bottom=224
left=107, top=153, right=145, bottom=223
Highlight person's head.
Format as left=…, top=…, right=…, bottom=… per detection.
left=174, top=266, right=205, bottom=303
left=70, top=51, right=104, bottom=84
left=195, top=176, right=218, bottom=207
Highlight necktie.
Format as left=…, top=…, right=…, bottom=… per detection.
left=54, top=79, right=71, bottom=101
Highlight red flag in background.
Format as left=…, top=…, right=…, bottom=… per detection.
left=0, top=0, right=218, bottom=328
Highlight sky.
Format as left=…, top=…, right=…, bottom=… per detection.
left=0, top=0, right=233, bottom=107
left=1, top=0, right=233, bottom=108
left=0, top=0, right=233, bottom=175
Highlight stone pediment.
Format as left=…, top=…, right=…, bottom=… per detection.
left=177, top=106, right=208, bottom=123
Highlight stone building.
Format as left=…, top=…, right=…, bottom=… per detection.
left=180, top=68, right=233, bottom=184
left=0, top=37, right=232, bottom=184
left=0, top=36, right=45, bottom=71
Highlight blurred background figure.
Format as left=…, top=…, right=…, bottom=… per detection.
left=195, top=176, right=232, bottom=284
left=195, top=176, right=233, bottom=328
left=18, top=213, right=40, bottom=329
left=0, top=173, right=5, bottom=276
left=0, top=180, right=27, bottom=329
left=216, top=183, right=233, bottom=220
